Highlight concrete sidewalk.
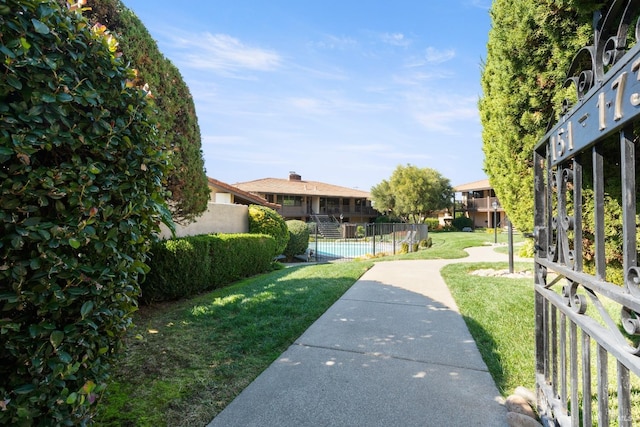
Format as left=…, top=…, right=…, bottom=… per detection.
left=208, top=245, right=525, bottom=427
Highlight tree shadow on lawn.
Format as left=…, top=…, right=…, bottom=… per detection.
left=98, top=263, right=371, bottom=427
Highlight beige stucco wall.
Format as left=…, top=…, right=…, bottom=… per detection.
left=160, top=203, right=249, bottom=239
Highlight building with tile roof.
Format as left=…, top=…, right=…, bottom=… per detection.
left=454, top=178, right=505, bottom=229
left=233, top=172, right=378, bottom=223
left=160, top=177, right=279, bottom=239
left=207, top=177, right=279, bottom=210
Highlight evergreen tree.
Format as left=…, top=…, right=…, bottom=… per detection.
left=479, top=0, right=598, bottom=232
left=67, top=0, right=211, bottom=223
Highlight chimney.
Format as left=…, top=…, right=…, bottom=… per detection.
left=289, top=171, right=301, bottom=181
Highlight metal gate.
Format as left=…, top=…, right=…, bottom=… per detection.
left=533, top=3, right=640, bottom=426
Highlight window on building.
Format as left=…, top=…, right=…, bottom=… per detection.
left=276, top=195, right=302, bottom=206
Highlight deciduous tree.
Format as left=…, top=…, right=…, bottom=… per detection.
left=371, top=164, right=453, bottom=223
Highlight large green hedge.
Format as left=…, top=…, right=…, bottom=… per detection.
left=142, top=234, right=276, bottom=303
left=0, top=1, right=172, bottom=424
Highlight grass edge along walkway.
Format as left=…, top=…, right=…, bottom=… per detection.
left=96, top=261, right=374, bottom=427
left=442, top=261, right=536, bottom=396
left=96, top=232, right=527, bottom=426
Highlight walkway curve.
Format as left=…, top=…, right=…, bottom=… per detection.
left=208, top=244, right=531, bottom=427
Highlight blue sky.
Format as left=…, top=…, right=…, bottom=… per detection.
left=121, top=0, right=492, bottom=191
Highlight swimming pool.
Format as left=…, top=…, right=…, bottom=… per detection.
left=308, top=240, right=395, bottom=259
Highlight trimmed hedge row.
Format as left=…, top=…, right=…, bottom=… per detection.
left=142, top=233, right=276, bottom=303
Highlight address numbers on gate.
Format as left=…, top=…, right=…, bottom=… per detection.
left=549, top=51, right=640, bottom=165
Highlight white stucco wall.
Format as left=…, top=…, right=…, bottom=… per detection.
left=160, top=203, right=249, bottom=239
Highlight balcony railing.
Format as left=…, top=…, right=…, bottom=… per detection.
left=456, top=197, right=500, bottom=211
left=277, top=206, right=378, bottom=218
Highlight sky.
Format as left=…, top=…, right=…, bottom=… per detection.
left=120, top=0, right=493, bottom=191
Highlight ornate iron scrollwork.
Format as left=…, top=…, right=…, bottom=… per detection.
left=534, top=3, right=640, bottom=424
left=536, top=264, right=547, bottom=288
left=564, top=0, right=640, bottom=103
left=621, top=307, right=640, bottom=335
left=548, top=168, right=575, bottom=269
left=627, top=265, right=640, bottom=297
left=562, top=280, right=588, bottom=314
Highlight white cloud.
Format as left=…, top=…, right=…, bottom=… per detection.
left=425, top=47, right=456, bottom=64
left=309, top=35, right=358, bottom=50
left=288, top=97, right=331, bottom=115
left=337, top=143, right=391, bottom=153
left=407, top=47, right=456, bottom=67
left=466, top=0, right=492, bottom=10
left=284, top=92, right=391, bottom=117
left=201, top=135, right=248, bottom=146
left=393, top=70, right=454, bottom=86
left=414, top=106, right=479, bottom=132
left=381, top=32, right=411, bottom=47
left=290, top=64, right=349, bottom=81
left=166, top=32, right=282, bottom=77
left=409, top=93, right=480, bottom=134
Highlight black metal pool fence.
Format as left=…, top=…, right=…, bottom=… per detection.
left=307, top=222, right=428, bottom=261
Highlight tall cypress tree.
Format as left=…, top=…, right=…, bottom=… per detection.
left=66, top=0, right=211, bottom=223
left=479, top=0, right=599, bottom=232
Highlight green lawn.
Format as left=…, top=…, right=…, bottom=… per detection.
left=96, top=231, right=530, bottom=426
left=96, top=261, right=373, bottom=426
left=379, top=230, right=525, bottom=260
left=441, top=262, right=536, bottom=395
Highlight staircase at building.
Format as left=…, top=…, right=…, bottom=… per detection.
left=311, top=214, right=342, bottom=239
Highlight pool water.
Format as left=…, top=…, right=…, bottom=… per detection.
left=309, top=240, right=395, bottom=259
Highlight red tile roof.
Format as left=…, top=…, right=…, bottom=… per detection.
left=207, top=177, right=280, bottom=209
left=234, top=177, right=371, bottom=198
left=454, top=179, right=491, bottom=192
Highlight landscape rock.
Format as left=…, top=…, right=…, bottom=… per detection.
left=505, top=394, right=536, bottom=419
left=514, top=386, right=537, bottom=407
left=506, top=411, right=544, bottom=427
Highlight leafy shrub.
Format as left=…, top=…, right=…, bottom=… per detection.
left=143, top=234, right=276, bottom=303
left=419, top=237, right=433, bottom=248
left=519, top=238, right=534, bottom=258
left=0, top=1, right=171, bottom=424
left=248, top=205, right=289, bottom=256
left=452, top=216, right=473, bottom=231
left=374, top=215, right=397, bottom=223
left=284, top=220, right=310, bottom=259
left=356, top=225, right=365, bottom=238
left=397, top=241, right=419, bottom=253
left=424, top=218, right=440, bottom=231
